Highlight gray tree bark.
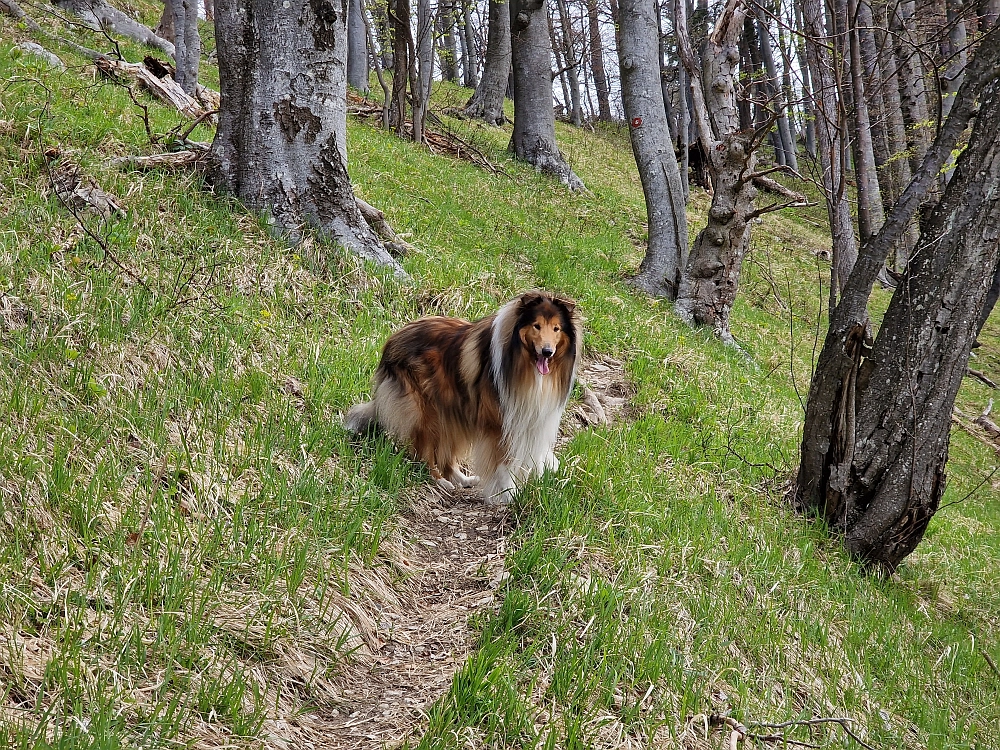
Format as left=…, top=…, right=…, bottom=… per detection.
left=461, top=0, right=479, bottom=87
left=510, top=0, right=585, bottom=189
left=464, top=0, right=511, bottom=124
left=156, top=0, right=174, bottom=42
left=941, top=0, right=967, bottom=121
left=618, top=0, right=689, bottom=299
left=417, top=0, right=434, bottom=113
left=556, top=0, right=584, bottom=125
left=439, top=0, right=459, bottom=80
left=754, top=11, right=797, bottom=171
left=802, top=0, right=857, bottom=305
left=674, top=0, right=760, bottom=343
left=793, top=26, right=1000, bottom=571
left=804, top=80, right=1000, bottom=571
left=347, top=0, right=371, bottom=92
left=55, top=0, right=175, bottom=56
left=211, top=0, right=406, bottom=276
left=844, top=0, right=883, bottom=243
left=170, top=0, right=200, bottom=94
left=587, top=0, right=612, bottom=120
left=793, top=0, right=816, bottom=157
left=892, top=0, right=932, bottom=173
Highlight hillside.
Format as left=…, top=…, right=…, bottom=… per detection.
left=2, top=7, right=1000, bottom=750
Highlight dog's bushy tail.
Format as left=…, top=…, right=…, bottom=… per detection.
left=345, top=401, right=379, bottom=435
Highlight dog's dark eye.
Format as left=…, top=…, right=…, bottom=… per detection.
left=553, top=326, right=560, bottom=332
left=534, top=323, right=541, bottom=330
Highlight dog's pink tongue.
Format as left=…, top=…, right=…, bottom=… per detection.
left=536, top=356, right=551, bottom=375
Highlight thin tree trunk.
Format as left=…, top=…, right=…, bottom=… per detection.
left=755, top=11, right=797, bottom=171
left=211, top=0, right=405, bottom=275
left=794, top=0, right=816, bottom=157
left=439, top=0, right=459, bottom=80
left=845, top=0, right=883, bottom=243
left=892, top=0, right=932, bottom=174
left=462, top=0, right=479, bottom=87
left=417, top=0, right=434, bottom=106
left=548, top=10, right=572, bottom=117
left=348, top=0, right=370, bottom=92
left=556, top=0, right=584, bottom=125
left=802, top=0, right=857, bottom=305
left=389, top=0, right=413, bottom=136
left=618, top=0, right=689, bottom=298
left=156, top=0, right=175, bottom=42
left=588, top=0, right=612, bottom=120
left=511, top=0, right=586, bottom=188
left=464, top=0, right=511, bottom=124
left=170, top=0, right=200, bottom=94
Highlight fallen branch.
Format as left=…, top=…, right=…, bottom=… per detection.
left=95, top=57, right=216, bottom=120
left=355, top=196, right=415, bottom=258
left=752, top=173, right=807, bottom=202
left=52, top=0, right=175, bottom=57
left=968, top=367, right=998, bottom=389
left=112, top=147, right=210, bottom=171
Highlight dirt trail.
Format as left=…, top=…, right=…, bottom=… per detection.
left=321, top=355, right=631, bottom=749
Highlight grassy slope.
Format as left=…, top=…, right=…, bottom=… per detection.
left=1, top=8, right=999, bottom=750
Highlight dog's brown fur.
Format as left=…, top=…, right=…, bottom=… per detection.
left=346, top=291, right=582, bottom=502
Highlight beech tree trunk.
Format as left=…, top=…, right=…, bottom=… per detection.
left=556, top=0, right=584, bottom=125
left=417, top=0, right=434, bottom=112
left=170, top=0, right=200, bottom=94
left=844, top=0, right=883, bottom=243
left=464, top=0, right=511, bottom=124
left=802, top=0, right=857, bottom=304
left=587, top=0, right=612, bottom=120
left=156, top=0, right=175, bottom=42
left=510, top=0, right=585, bottom=189
left=793, top=26, right=1000, bottom=571
left=892, top=0, right=932, bottom=174
left=755, top=11, right=797, bottom=171
left=618, top=0, right=689, bottom=299
left=674, top=0, right=760, bottom=343
left=461, top=0, right=479, bottom=87
left=439, top=0, right=459, bottom=80
left=211, top=0, right=406, bottom=276
left=347, top=0, right=370, bottom=92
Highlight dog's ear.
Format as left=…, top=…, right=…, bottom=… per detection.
left=519, top=291, right=545, bottom=310
left=554, top=295, right=577, bottom=316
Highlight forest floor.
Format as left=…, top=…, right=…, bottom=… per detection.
left=2, top=4, right=1000, bottom=750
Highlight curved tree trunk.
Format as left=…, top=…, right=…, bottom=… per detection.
left=211, top=0, right=406, bottom=276
left=55, top=0, right=175, bottom=56
left=810, top=81, right=1000, bottom=571
left=170, top=0, right=200, bottom=94
left=464, top=0, right=511, bottom=125
left=673, top=0, right=758, bottom=343
left=510, top=0, right=585, bottom=189
left=793, top=26, right=1000, bottom=570
left=618, top=0, right=688, bottom=299
left=347, top=0, right=371, bottom=92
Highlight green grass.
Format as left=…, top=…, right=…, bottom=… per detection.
left=2, top=6, right=1000, bottom=750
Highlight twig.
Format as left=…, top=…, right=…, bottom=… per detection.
left=968, top=367, right=998, bottom=389
left=982, top=649, right=1000, bottom=679
left=748, top=717, right=879, bottom=750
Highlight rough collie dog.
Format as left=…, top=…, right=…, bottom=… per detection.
left=346, top=291, right=582, bottom=503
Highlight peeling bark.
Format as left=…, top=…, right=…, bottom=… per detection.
left=212, top=0, right=407, bottom=276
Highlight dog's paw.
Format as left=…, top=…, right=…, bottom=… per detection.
left=455, top=471, right=481, bottom=488
left=434, top=477, right=456, bottom=492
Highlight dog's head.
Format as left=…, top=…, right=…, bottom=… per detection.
left=514, top=291, right=580, bottom=376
